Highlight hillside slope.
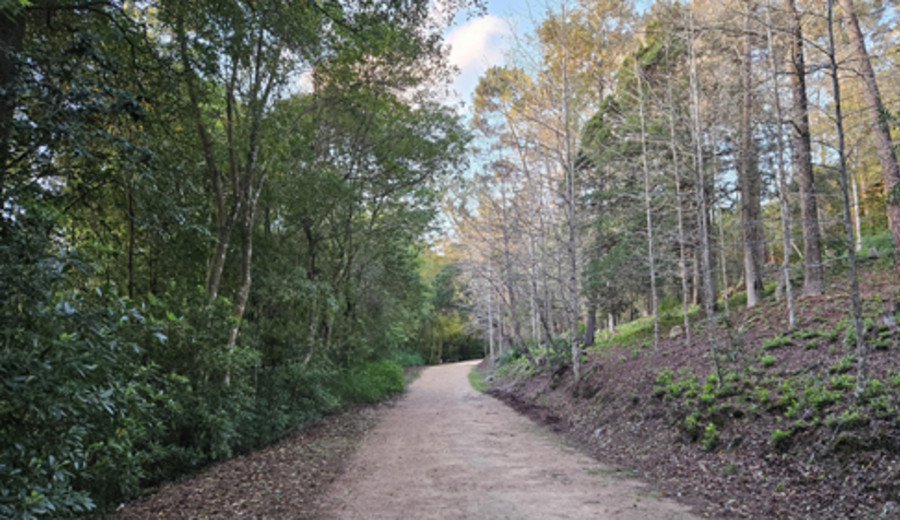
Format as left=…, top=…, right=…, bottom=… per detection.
left=489, top=261, right=900, bottom=519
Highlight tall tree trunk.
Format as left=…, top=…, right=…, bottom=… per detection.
left=784, top=0, right=824, bottom=295
left=667, top=49, right=692, bottom=345
left=838, top=0, right=900, bottom=258
left=487, top=280, right=496, bottom=362
left=827, top=0, right=866, bottom=398
left=561, top=3, right=581, bottom=388
left=689, top=4, right=722, bottom=383
left=766, top=2, right=796, bottom=329
left=739, top=2, right=763, bottom=307
left=636, top=57, right=660, bottom=350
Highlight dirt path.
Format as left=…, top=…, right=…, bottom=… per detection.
left=319, top=360, right=698, bottom=520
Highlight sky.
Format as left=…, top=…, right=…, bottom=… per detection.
left=441, top=0, right=651, bottom=109
left=441, top=0, right=531, bottom=109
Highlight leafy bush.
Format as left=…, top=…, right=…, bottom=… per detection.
left=391, top=350, right=426, bottom=367
left=702, top=423, right=720, bottom=451
left=861, top=230, right=897, bottom=262
left=337, top=360, right=405, bottom=403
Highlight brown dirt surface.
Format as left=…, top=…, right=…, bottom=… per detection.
left=112, top=402, right=386, bottom=520
left=318, top=360, right=698, bottom=520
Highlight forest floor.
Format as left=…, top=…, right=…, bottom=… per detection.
left=489, top=260, right=900, bottom=520
left=112, top=402, right=385, bottom=519
left=113, top=368, right=423, bottom=519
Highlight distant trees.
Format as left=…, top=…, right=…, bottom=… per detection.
left=453, top=0, right=900, bottom=387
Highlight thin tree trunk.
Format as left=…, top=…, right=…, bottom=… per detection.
left=716, top=206, right=730, bottom=317
left=766, top=2, right=796, bottom=329
left=784, top=0, right=824, bottom=295
left=636, top=57, right=660, bottom=350
left=852, top=172, right=862, bottom=251
left=561, top=3, right=581, bottom=388
left=828, top=0, right=866, bottom=398
left=667, top=51, right=692, bottom=345
left=689, top=4, right=722, bottom=383
left=500, top=181, right=536, bottom=368
left=838, top=0, right=900, bottom=258
left=488, top=280, right=496, bottom=362
left=584, top=306, right=596, bottom=347
left=126, top=178, right=136, bottom=300
left=739, top=2, right=763, bottom=307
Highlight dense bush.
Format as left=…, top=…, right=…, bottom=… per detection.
left=0, top=211, right=409, bottom=517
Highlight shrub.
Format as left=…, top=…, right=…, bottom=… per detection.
left=762, top=334, right=792, bottom=350
left=702, top=423, right=720, bottom=451
left=339, top=360, right=405, bottom=403
left=771, top=429, right=791, bottom=451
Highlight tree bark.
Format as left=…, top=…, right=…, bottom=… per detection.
left=561, top=3, right=581, bottom=388
left=667, top=48, right=692, bottom=345
left=766, top=1, right=796, bottom=329
left=688, top=5, right=722, bottom=382
left=636, top=57, right=659, bottom=350
left=739, top=2, right=763, bottom=307
left=828, top=0, right=866, bottom=399
left=837, top=0, right=900, bottom=258
left=784, top=0, right=824, bottom=295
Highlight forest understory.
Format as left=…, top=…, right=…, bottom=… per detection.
left=488, top=260, right=900, bottom=520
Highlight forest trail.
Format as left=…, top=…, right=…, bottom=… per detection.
left=319, top=360, right=698, bottom=520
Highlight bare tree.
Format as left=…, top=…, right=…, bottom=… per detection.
left=837, top=0, right=900, bottom=258
left=827, top=0, right=866, bottom=397
left=765, top=1, right=796, bottom=328
left=635, top=54, right=660, bottom=350
left=689, top=2, right=722, bottom=382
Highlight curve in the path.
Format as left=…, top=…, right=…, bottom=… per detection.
left=319, top=360, right=698, bottom=520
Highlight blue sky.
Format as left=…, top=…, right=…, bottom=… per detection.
left=441, top=0, right=651, bottom=108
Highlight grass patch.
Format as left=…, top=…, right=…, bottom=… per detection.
left=468, top=366, right=490, bottom=392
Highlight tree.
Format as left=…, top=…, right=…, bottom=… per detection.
left=827, top=0, right=866, bottom=397
left=738, top=0, right=764, bottom=308
left=783, top=0, right=824, bottom=295
left=837, top=0, right=900, bottom=258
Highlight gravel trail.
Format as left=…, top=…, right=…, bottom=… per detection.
left=319, top=360, right=698, bottom=520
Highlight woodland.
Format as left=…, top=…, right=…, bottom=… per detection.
left=467, top=0, right=900, bottom=517
left=3, top=0, right=900, bottom=518
left=0, top=0, right=482, bottom=517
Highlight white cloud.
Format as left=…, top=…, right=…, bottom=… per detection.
left=444, top=15, right=511, bottom=103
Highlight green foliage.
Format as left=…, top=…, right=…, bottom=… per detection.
left=760, top=354, right=776, bottom=368
left=762, top=334, right=792, bottom=350
left=860, top=230, right=897, bottom=263
left=338, top=361, right=406, bottom=404
left=829, top=355, right=857, bottom=374
left=771, top=429, right=792, bottom=451
left=391, top=351, right=426, bottom=367
left=702, top=423, right=720, bottom=451
left=468, top=367, right=490, bottom=392
left=0, top=0, right=475, bottom=513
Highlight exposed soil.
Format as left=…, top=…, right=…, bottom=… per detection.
left=319, top=360, right=698, bottom=520
left=112, top=403, right=387, bottom=519
left=488, top=263, right=900, bottom=520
